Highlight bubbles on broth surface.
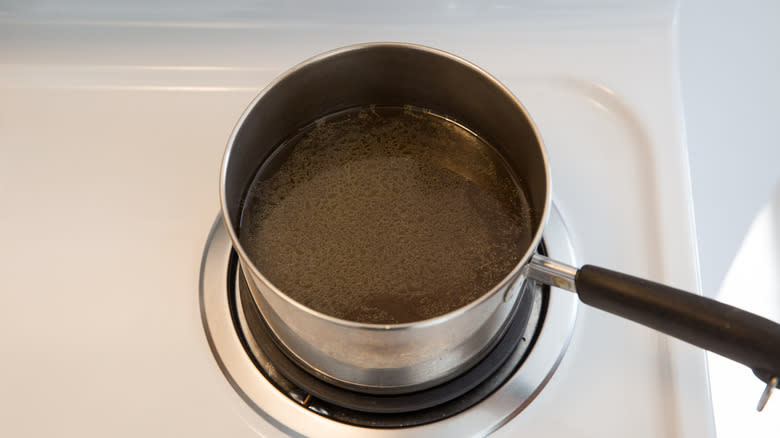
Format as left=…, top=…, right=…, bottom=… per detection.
left=240, top=106, right=534, bottom=324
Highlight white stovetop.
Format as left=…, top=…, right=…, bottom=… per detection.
left=0, top=2, right=722, bottom=437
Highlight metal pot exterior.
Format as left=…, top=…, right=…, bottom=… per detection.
left=240, top=258, right=531, bottom=393
left=220, top=43, right=550, bottom=393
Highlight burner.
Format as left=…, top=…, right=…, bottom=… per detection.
left=232, top=250, right=547, bottom=427
left=200, top=204, right=578, bottom=437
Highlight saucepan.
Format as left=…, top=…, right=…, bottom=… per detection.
left=219, top=43, right=780, bottom=404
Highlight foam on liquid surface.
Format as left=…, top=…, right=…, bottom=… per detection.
left=240, top=106, right=533, bottom=324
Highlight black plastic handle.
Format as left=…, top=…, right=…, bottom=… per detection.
left=575, top=265, right=780, bottom=386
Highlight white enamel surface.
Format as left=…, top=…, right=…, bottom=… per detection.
left=679, top=0, right=780, bottom=297
left=0, top=2, right=718, bottom=437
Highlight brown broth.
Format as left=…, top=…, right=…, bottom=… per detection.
left=239, top=106, right=533, bottom=324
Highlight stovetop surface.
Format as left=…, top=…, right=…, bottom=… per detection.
left=0, top=1, right=715, bottom=437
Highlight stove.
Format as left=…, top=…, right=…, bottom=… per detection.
left=0, top=1, right=716, bottom=437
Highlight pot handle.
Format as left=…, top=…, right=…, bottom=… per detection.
left=527, top=254, right=780, bottom=411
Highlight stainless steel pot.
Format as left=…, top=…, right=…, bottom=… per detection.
left=221, top=43, right=780, bottom=403
left=220, top=43, right=548, bottom=394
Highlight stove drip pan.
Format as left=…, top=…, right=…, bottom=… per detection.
left=200, top=204, right=578, bottom=436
